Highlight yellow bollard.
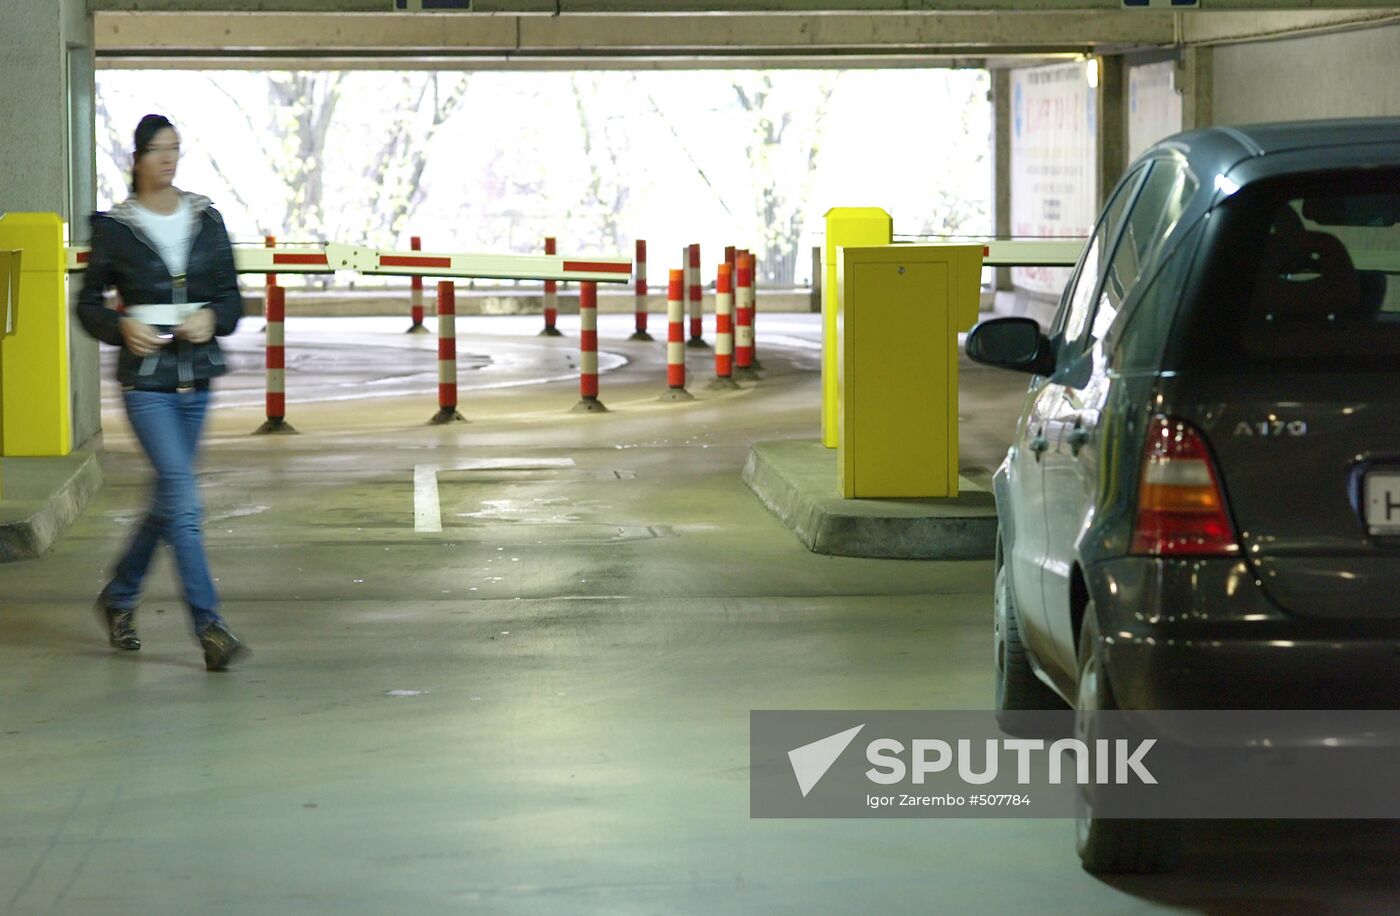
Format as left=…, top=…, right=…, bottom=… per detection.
left=0, top=213, right=72, bottom=459
left=836, top=244, right=984, bottom=499
left=822, top=208, right=892, bottom=448
left=0, top=245, right=19, bottom=498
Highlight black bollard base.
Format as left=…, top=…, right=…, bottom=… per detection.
left=733, top=366, right=763, bottom=382
left=571, top=397, right=609, bottom=414
left=627, top=331, right=655, bottom=342
left=539, top=327, right=564, bottom=338
left=706, top=376, right=742, bottom=391
left=685, top=338, right=711, bottom=349
left=254, top=417, right=298, bottom=435
left=405, top=324, right=430, bottom=335
left=430, top=408, right=467, bottom=425
left=750, top=356, right=766, bottom=370
left=659, top=388, right=695, bottom=402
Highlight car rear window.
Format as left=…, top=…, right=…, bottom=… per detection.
left=1179, top=169, right=1400, bottom=372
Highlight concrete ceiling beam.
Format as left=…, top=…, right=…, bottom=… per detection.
left=516, top=12, right=1175, bottom=51
left=88, top=0, right=1400, bottom=11
left=93, top=11, right=1177, bottom=59
left=90, top=6, right=1400, bottom=68
left=1180, top=9, right=1400, bottom=45
left=536, top=0, right=1400, bottom=8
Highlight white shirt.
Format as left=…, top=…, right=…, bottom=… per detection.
left=130, top=197, right=194, bottom=278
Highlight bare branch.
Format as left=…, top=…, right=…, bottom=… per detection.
left=638, top=75, right=732, bottom=219
left=202, top=75, right=282, bottom=168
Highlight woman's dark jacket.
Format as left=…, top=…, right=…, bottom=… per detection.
left=76, top=192, right=243, bottom=390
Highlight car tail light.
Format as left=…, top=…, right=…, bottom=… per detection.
left=1131, top=415, right=1240, bottom=556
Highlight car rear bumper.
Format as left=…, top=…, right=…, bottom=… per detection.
left=1102, top=635, right=1400, bottom=709
left=1089, top=557, right=1400, bottom=709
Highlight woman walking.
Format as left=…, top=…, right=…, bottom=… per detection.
left=77, top=113, right=247, bottom=671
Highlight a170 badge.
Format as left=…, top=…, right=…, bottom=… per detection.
left=1234, top=420, right=1309, bottom=437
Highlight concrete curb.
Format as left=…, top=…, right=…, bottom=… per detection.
left=742, top=439, right=997, bottom=560
left=0, top=436, right=104, bottom=562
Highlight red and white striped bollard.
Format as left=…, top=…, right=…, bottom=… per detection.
left=260, top=235, right=275, bottom=333
left=254, top=285, right=296, bottom=434
left=432, top=281, right=466, bottom=424
left=264, top=235, right=276, bottom=290
left=540, top=236, right=562, bottom=337
left=571, top=281, right=607, bottom=413
left=406, top=235, right=428, bottom=334
left=686, top=242, right=707, bottom=348
left=748, top=250, right=764, bottom=370
left=707, top=262, right=739, bottom=390
left=734, top=252, right=760, bottom=381
left=661, top=267, right=694, bottom=401
left=628, top=239, right=652, bottom=341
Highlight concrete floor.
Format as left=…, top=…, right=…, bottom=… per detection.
left=4, top=315, right=1400, bottom=914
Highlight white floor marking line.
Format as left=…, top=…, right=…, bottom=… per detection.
left=415, top=464, right=443, bottom=533
left=414, top=458, right=578, bottom=533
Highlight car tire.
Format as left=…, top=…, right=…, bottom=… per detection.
left=1074, top=603, right=1184, bottom=875
left=994, top=537, right=1064, bottom=728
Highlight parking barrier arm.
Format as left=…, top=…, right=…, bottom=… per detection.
left=323, top=243, right=632, bottom=284
left=66, top=241, right=634, bottom=284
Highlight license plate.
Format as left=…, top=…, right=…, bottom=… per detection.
left=1365, top=472, right=1400, bottom=536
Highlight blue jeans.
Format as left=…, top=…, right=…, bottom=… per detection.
left=103, top=389, right=222, bottom=634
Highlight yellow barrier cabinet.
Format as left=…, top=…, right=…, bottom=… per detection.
left=836, top=244, right=983, bottom=499
left=822, top=208, right=891, bottom=449
left=0, top=246, right=18, bottom=498
left=0, top=213, right=72, bottom=458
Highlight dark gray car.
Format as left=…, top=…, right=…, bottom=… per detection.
left=966, top=118, right=1400, bottom=874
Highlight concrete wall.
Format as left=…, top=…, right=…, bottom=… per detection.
left=1213, top=23, right=1400, bottom=124
left=0, top=0, right=100, bottom=450
left=65, top=1, right=101, bottom=449
left=0, top=1, right=95, bottom=231
left=1, top=3, right=71, bottom=218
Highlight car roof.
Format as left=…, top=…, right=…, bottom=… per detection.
left=1144, top=117, right=1400, bottom=189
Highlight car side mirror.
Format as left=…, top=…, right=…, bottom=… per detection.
left=965, top=317, right=1056, bottom=376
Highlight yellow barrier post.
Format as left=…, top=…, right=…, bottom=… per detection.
left=0, top=213, right=72, bottom=459
left=0, top=246, right=20, bottom=499
left=836, top=244, right=983, bottom=499
left=822, top=208, right=891, bottom=449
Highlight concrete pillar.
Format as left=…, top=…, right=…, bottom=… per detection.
left=1095, top=54, right=1126, bottom=208
left=1179, top=46, right=1214, bottom=130
left=0, top=0, right=100, bottom=448
left=990, top=68, right=1012, bottom=293
left=0, top=1, right=94, bottom=232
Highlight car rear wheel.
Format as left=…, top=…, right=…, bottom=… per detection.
left=1074, top=603, right=1184, bottom=874
left=994, top=538, right=1064, bottom=727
